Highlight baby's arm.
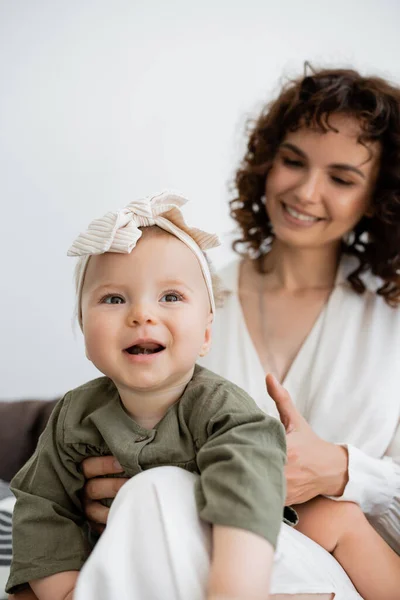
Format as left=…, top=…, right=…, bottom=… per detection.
left=295, top=496, right=400, bottom=600
left=6, top=395, right=88, bottom=596
left=190, top=377, right=287, bottom=600
left=208, top=525, right=274, bottom=600
left=30, top=570, right=79, bottom=600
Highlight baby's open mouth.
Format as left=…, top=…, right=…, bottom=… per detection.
left=125, top=342, right=165, bottom=355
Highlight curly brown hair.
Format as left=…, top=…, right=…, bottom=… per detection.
left=230, top=67, right=400, bottom=306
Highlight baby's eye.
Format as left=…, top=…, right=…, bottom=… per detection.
left=160, top=292, right=182, bottom=303
left=102, top=295, right=125, bottom=304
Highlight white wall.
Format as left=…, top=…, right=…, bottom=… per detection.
left=1, top=0, right=399, bottom=399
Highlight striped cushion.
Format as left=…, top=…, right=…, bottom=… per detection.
left=0, top=496, right=14, bottom=600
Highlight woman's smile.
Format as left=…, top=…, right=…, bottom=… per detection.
left=281, top=201, right=324, bottom=228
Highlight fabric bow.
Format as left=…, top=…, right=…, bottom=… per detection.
left=67, top=191, right=220, bottom=257
left=68, top=191, right=220, bottom=315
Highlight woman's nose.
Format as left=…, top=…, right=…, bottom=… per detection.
left=295, top=170, right=321, bottom=204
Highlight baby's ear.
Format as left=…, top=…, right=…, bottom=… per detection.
left=199, top=313, right=213, bottom=357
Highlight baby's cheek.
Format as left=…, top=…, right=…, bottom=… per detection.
left=83, top=322, right=108, bottom=361
left=83, top=335, right=98, bottom=364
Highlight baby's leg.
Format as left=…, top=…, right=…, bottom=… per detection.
left=294, top=497, right=400, bottom=600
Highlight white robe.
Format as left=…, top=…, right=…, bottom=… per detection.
left=201, top=257, right=400, bottom=555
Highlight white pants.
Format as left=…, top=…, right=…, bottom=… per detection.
left=74, top=467, right=362, bottom=600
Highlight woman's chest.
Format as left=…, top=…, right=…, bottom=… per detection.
left=241, top=287, right=330, bottom=383
left=286, top=290, right=400, bottom=456
left=209, top=280, right=400, bottom=456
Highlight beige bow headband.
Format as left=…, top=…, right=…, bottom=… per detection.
left=68, top=191, right=220, bottom=322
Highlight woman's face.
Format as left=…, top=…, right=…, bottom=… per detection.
left=265, top=113, right=381, bottom=250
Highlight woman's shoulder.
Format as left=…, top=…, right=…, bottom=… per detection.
left=338, top=254, right=400, bottom=317
left=337, top=254, right=383, bottom=293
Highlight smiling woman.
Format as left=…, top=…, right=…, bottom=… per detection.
left=201, top=67, right=400, bottom=599
left=266, top=115, right=379, bottom=246
left=232, top=68, right=400, bottom=305
left=231, top=114, right=384, bottom=388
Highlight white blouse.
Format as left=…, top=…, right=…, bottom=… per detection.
left=200, top=257, right=400, bottom=555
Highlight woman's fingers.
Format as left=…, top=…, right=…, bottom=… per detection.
left=84, top=475, right=128, bottom=502
left=81, top=455, right=129, bottom=526
left=88, top=519, right=106, bottom=535
left=82, top=476, right=128, bottom=525
left=83, top=498, right=110, bottom=526
left=266, top=374, right=296, bottom=432
left=81, top=455, right=124, bottom=479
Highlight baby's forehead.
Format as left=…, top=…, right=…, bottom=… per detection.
left=84, top=231, right=206, bottom=287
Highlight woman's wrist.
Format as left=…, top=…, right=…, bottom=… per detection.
left=321, top=442, right=349, bottom=497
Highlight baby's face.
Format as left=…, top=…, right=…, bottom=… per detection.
left=80, top=231, right=212, bottom=395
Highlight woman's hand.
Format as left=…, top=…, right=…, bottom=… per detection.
left=82, top=455, right=129, bottom=532
left=266, top=374, right=348, bottom=505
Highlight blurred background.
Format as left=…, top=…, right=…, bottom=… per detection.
left=1, top=0, right=399, bottom=398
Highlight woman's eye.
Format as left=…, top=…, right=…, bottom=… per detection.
left=160, top=293, right=182, bottom=303
left=331, top=176, right=354, bottom=187
left=102, top=295, right=125, bottom=304
left=282, top=156, right=303, bottom=168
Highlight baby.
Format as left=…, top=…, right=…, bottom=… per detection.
left=7, top=192, right=287, bottom=600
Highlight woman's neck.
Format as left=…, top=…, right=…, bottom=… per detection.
left=261, top=240, right=340, bottom=292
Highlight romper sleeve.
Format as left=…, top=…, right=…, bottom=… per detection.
left=6, top=394, right=89, bottom=594
left=331, top=420, right=400, bottom=554
left=189, top=379, right=286, bottom=549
